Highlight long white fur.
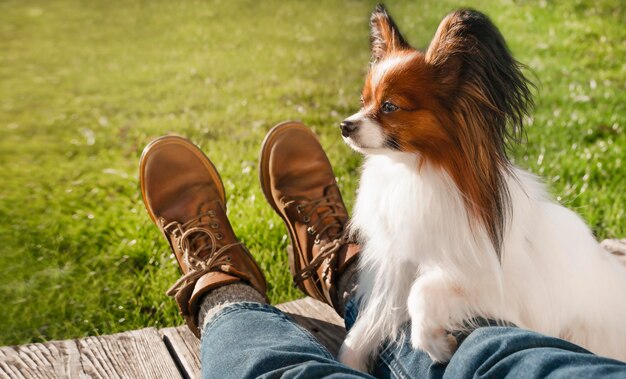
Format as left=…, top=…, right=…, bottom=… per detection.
left=338, top=145, right=626, bottom=370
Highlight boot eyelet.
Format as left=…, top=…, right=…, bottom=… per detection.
left=210, top=222, right=219, bottom=229
left=303, top=216, right=311, bottom=223
left=314, top=238, right=320, bottom=245
left=226, top=255, right=231, bottom=261
left=215, top=233, right=224, bottom=240
left=307, top=227, right=316, bottom=235
left=296, top=204, right=304, bottom=213
left=207, top=210, right=216, bottom=217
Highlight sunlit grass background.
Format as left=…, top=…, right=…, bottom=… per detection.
left=1, top=0, right=624, bottom=345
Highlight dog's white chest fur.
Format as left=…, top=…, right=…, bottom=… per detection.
left=353, top=153, right=495, bottom=268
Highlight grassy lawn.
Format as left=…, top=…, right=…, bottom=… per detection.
left=0, top=0, right=624, bottom=345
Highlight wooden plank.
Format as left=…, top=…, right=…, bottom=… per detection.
left=159, top=326, right=200, bottom=379
left=277, top=297, right=346, bottom=356
left=0, top=339, right=80, bottom=379
left=0, top=328, right=182, bottom=379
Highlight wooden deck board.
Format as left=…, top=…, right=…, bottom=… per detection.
left=159, top=326, right=200, bottom=379
left=0, top=297, right=344, bottom=379
left=0, top=328, right=182, bottom=379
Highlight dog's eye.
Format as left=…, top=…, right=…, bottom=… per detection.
left=381, top=101, right=398, bottom=114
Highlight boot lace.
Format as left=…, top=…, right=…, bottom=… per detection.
left=283, top=190, right=347, bottom=283
left=163, top=212, right=242, bottom=298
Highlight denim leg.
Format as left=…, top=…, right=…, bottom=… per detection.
left=445, top=327, right=626, bottom=378
left=200, top=302, right=375, bottom=379
left=343, top=297, right=626, bottom=379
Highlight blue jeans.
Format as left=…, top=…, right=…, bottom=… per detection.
left=200, top=298, right=626, bottom=378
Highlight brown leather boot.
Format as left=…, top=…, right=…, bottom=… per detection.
left=259, top=121, right=359, bottom=311
left=140, top=136, right=267, bottom=337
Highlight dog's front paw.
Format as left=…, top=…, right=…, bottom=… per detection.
left=411, top=325, right=458, bottom=363
left=338, top=340, right=370, bottom=372
left=407, top=272, right=465, bottom=363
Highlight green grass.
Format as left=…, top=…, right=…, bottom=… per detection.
left=0, top=0, right=624, bottom=345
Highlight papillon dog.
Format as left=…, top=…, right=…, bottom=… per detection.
left=338, top=4, right=626, bottom=371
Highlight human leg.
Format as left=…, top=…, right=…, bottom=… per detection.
left=140, top=135, right=370, bottom=379
left=200, top=301, right=372, bottom=379
left=258, top=121, right=360, bottom=315
left=444, top=326, right=626, bottom=378
left=139, top=135, right=269, bottom=335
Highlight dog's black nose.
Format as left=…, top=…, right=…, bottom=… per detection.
left=340, top=120, right=358, bottom=137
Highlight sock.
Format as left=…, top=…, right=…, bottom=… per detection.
left=197, top=283, right=267, bottom=333
left=334, top=261, right=359, bottom=317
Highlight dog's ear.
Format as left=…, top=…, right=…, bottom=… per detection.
left=425, top=10, right=535, bottom=257
left=370, top=4, right=410, bottom=62
left=424, top=12, right=464, bottom=86
left=425, top=9, right=534, bottom=142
